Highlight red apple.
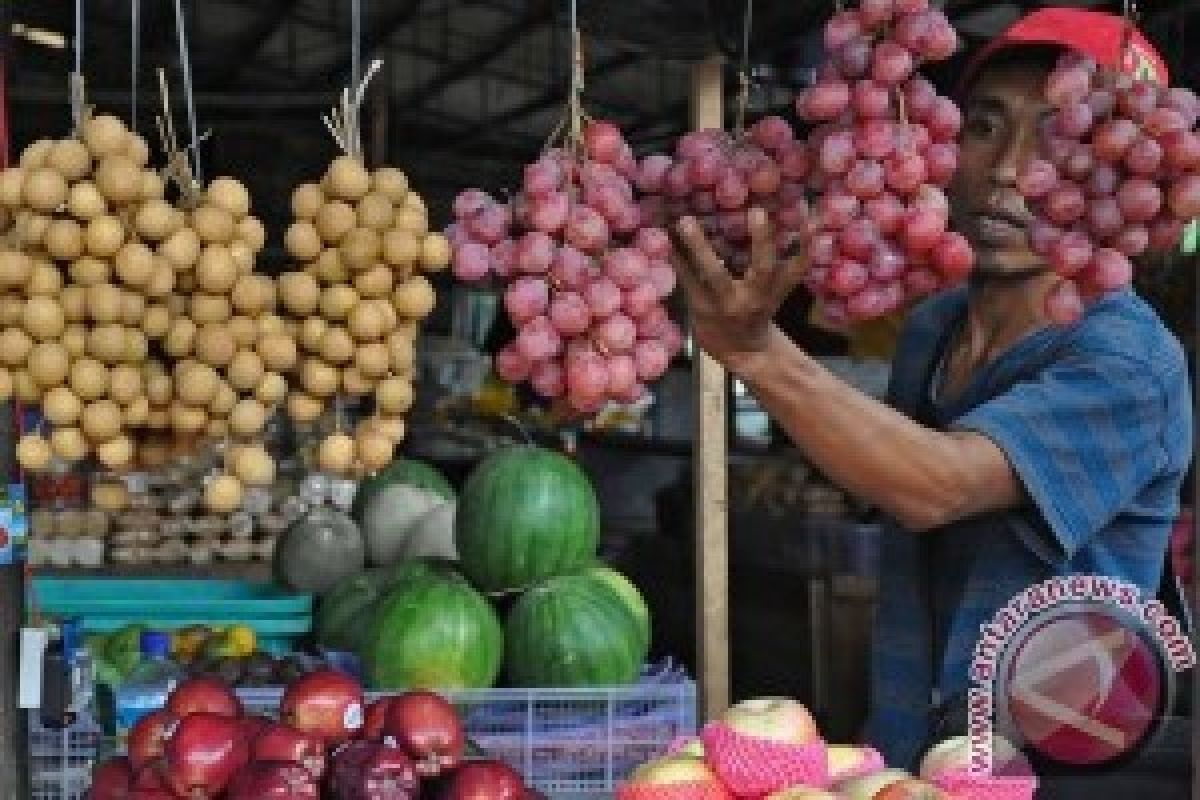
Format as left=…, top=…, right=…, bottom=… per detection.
left=239, top=713, right=273, bottom=742
left=162, top=711, right=249, bottom=798
left=442, top=760, right=526, bottom=800
left=127, top=710, right=178, bottom=771
left=330, top=740, right=419, bottom=800
left=384, top=690, right=465, bottom=777
left=87, top=756, right=132, bottom=799
left=251, top=722, right=328, bottom=780
left=363, top=696, right=395, bottom=741
left=225, top=760, right=320, bottom=799
left=875, top=778, right=948, bottom=800
left=280, top=668, right=365, bottom=745
left=165, top=675, right=241, bottom=718
left=627, top=755, right=728, bottom=791
left=837, top=768, right=911, bottom=800
left=131, top=760, right=168, bottom=791
left=720, top=697, right=820, bottom=745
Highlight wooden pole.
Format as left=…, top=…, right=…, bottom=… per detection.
left=689, top=56, right=730, bottom=722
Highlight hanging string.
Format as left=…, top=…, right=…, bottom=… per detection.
left=172, top=0, right=203, bottom=184
left=351, top=0, right=363, bottom=98
left=734, top=0, right=754, bottom=135
left=322, top=59, right=383, bottom=160
left=130, top=0, right=139, bottom=131
left=71, top=0, right=84, bottom=132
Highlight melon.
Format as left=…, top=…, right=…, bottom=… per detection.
left=363, top=573, right=502, bottom=689
left=400, top=502, right=457, bottom=561
left=504, top=572, right=647, bottom=687
left=352, top=457, right=455, bottom=515
left=357, top=484, right=444, bottom=566
left=456, top=446, right=599, bottom=593
left=273, top=507, right=365, bottom=593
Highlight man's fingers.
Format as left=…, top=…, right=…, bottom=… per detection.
left=744, top=207, right=778, bottom=296
left=673, top=216, right=731, bottom=295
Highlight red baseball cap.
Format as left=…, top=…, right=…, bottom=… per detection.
left=960, top=7, right=1169, bottom=93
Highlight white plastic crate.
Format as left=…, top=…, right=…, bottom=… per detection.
left=238, top=678, right=697, bottom=797
left=28, top=711, right=104, bottom=800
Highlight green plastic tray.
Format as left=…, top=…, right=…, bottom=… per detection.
left=31, top=578, right=313, bottom=651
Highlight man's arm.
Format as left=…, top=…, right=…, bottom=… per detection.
left=733, top=325, right=1022, bottom=531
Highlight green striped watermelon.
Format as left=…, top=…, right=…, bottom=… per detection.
left=504, top=572, right=647, bottom=687
left=586, top=565, right=651, bottom=653
left=353, top=458, right=455, bottom=519
left=362, top=572, right=503, bottom=690
left=455, top=446, right=600, bottom=593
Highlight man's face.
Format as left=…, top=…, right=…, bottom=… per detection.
left=950, top=59, right=1054, bottom=275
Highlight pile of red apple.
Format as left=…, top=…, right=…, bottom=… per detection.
left=619, top=697, right=1035, bottom=800
left=87, top=669, right=546, bottom=800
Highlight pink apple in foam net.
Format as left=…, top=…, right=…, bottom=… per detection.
left=719, top=697, right=820, bottom=745
left=628, top=755, right=727, bottom=790
left=763, top=788, right=840, bottom=800
left=918, top=735, right=1027, bottom=780
left=836, top=768, right=912, bottom=800
left=825, top=744, right=881, bottom=782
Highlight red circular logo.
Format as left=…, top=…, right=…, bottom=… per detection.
left=1001, top=609, right=1164, bottom=766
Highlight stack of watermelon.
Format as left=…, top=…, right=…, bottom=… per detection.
left=316, top=446, right=651, bottom=690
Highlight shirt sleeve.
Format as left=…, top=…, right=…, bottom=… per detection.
left=953, top=349, right=1168, bottom=562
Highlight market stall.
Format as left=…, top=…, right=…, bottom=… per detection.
left=0, top=0, right=1196, bottom=798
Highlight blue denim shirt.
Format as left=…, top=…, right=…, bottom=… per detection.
left=862, top=287, right=1192, bottom=769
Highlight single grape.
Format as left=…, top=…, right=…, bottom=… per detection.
left=853, top=80, right=892, bottom=118
left=1148, top=217, right=1186, bottom=251
left=1085, top=196, right=1124, bottom=240
left=902, top=206, right=947, bottom=253
left=528, top=191, right=570, bottom=233
left=1117, top=81, right=1160, bottom=120
left=494, top=345, right=531, bottom=383
left=1052, top=103, right=1093, bottom=138
left=1124, top=137, right=1164, bottom=176
left=454, top=189, right=492, bottom=219
left=529, top=360, right=565, bottom=399
left=865, top=193, right=905, bottom=234
left=846, top=159, right=887, bottom=198
left=884, top=152, right=927, bottom=193
left=828, top=257, right=870, bottom=296
left=583, top=277, right=623, bottom=318
left=633, top=339, right=671, bottom=382
left=933, top=231, right=974, bottom=281
left=778, top=144, right=811, bottom=181
left=603, top=248, right=650, bottom=290
left=664, top=163, right=692, bottom=198
left=1086, top=163, right=1120, bottom=197
left=1116, top=178, right=1164, bottom=224
left=1017, top=159, right=1059, bottom=199
left=903, top=76, right=938, bottom=121
left=504, top=276, right=550, bottom=324
left=548, top=291, right=591, bottom=336
left=524, top=159, right=564, bottom=196
left=1049, top=231, right=1093, bottom=276
left=824, top=9, right=864, bottom=50
left=818, top=191, right=861, bottom=228
left=847, top=286, right=886, bottom=321
left=1091, top=118, right=1140, bottom=162
left=1086, top=88, right=1116, bottom=118
left=1044, top=280, right=1084, bottom=325
left=750, top=116, right=795, bottom=152
left=840, top=218, right=881, bottom=261
left=1087, top=248, right=1133, bottom=291
left=1168, top=174, right=1200, bottom=218
left=584, top=120, right=625, bottom=164
left=893, top=12, right=934, bottom=52
left=636, top=154, right=673, bottom=193
left=1062, top=146, right=1094, bottom=182
left=1161, top=87, right=1200, bottom=127
left=564, top=204, right=611, bottom=253
left=1045, top=66, right=1092, bottom=106
left=855, top=119, right=896, bottom=160
left=820, top=130, right=858, bottom=174
left=924, top=143, right=958, bottom=186
left=647, top=261, right=678, bottom=297
left=1111, top=225, right=1149, bottom=258
left=1043, top=184, right=1086, bottom=225
left=594, top=313, right=637, bottom=354
left=515, top=316, right=562, bottom=362
left=515, top=230, right=556, bottom=273
left=466, top=202, right=512, bottom=244
left=1161, top=131, right=1200, bottom=172
left=927, top=97, right=963, bottom=141
left=868, top=242, right=906, bottom=281
left=565, top=352, right=609, bottom=400
left=798, top=80, right=852, bottom=121
left=452, top=241, right=492, bottom=281
left=872, top=42, right=915, bottom=85
left=748, top=161, right=783, bottom=195
left=1028, top=221, right=1064, bottom=257
left=606, top=354, right=638, bottom=397
left=835, top=37, right=874, bottom=79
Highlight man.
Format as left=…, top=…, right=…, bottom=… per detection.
left=672, top=7, right=1192, bottom=778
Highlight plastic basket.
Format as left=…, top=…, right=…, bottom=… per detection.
left=28, top=711, right=104, bottom=800
left=238, top=670, right=697, bottom=796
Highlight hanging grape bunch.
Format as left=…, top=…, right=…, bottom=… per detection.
left=448, top=119, right=684, bottom=415
left=1018, top=52, right=1200, bottom=322
left=795, top=0, right=969, bottom=323
left=279, top=62, right=450, bottom=477
left=633, top=115, right=812, bottom=276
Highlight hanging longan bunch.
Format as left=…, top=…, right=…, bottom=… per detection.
left=0, top=112, right=174, bottom=474
left=279, top=60, right=447, bottom=478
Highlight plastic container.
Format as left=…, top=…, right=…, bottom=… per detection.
left=28, top=710, right=102, bottom=800
left=113, top=631, right=184, bottom=735
left=30, top=578, right=313, bottom=652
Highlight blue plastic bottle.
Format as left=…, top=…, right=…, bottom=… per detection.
left=114, top=631, right=183, bottom=735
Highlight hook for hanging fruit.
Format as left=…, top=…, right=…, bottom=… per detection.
left=172, top=0, right=204, bottom=184
left=321, top=59, right=383, bottom=161
left=71, top=0, right=85, bottom=133
left=155, top=68, right=206, bottom=208
left=734, top=0, right=754, bottom=135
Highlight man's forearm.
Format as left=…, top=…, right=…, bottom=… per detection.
left=730, top=325, right=1011, bottom=530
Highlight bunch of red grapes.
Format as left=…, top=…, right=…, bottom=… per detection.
left=794, top=0, right=970, bottom=323
left=634, top=116, right=812, bottom=275
left=1018, top=53, right=1200, bottom=322
left=447, top=121, right=684, bottom=414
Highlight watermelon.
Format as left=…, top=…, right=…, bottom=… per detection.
left=586, top=565, right=651, bottom=653
left=400, top=502, right=457, bottom=561
left=317, top=559, right=461, bottom=652
left=353, top=458, right=455, bottom=518
left=363, top=573, right=503, bottom=690
left=504, top=572, right=647, bottom=687
left=456, top=446, right=600, bottom=593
